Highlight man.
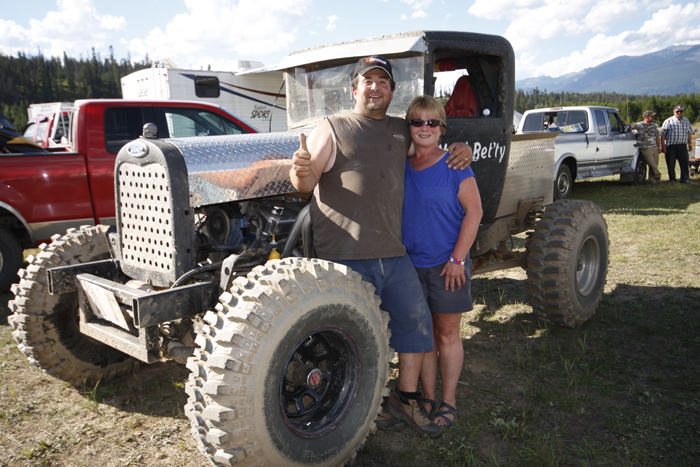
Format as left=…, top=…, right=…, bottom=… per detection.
left=660, top=105, right=694, bottom=184
left=629, top=110, right=662, bottom=185
left=290, top=56, right=472, bottom=438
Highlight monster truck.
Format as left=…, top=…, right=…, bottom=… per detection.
left=8, top=31, right=609, bottom=467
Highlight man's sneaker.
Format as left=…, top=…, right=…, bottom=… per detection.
left=385, top=388, right=442, bottom=438
left=681, top=179, right=693, bottom=184
left=375, top=404, right=404, bottom=432
left=670, top=180, right=677, bottom=184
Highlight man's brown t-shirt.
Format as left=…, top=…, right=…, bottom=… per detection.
left=310, top=112, right=411, bottom=260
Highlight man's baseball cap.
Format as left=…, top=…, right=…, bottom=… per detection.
left=643, top=110, right=656, bottom=118
left=354, top=56, right=393, bottom=80
left=674, top=105, right=685, bottom=112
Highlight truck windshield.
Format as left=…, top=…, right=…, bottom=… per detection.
left=285, top=55, right=424, bottom=128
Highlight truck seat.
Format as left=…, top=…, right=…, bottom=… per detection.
left=444, top=76, right=478, bottom=118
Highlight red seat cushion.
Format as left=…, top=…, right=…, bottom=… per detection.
left=444, top=76, right=478, bottom=118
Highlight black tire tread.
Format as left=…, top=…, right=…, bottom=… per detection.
left=7, top=225, right=137, bottom=386
left=526, top=200, right=609, bottom=327
left=184, top=257, right=392, bottom=467
left=0, top=227, right=23, bottom=293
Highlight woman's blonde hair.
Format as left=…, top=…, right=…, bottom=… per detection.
left=405, top=95, right=447, bottom=135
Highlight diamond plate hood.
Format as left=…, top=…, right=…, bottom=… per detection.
left=163, top=130, right=306, bottom=207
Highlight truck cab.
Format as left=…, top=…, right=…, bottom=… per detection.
left=519, top=106, right=640, bottom=199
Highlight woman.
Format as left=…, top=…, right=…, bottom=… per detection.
left=401, top=95, right=483, bottom=427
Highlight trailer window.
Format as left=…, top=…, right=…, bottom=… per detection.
left=195, top=76, right=220, bottom=98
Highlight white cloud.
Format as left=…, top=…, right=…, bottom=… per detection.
left=327, top=15, right=338, bottom=32
left=399, top=0, right=432, bottom=20
left=526, top=2, right=700, bottom=78
left=468, top=0, right=541, bottom=21
left=0, top=19, right=30, bottom=53
left=467, top=0, right=700, bottom=79
left=401, top=0, right=434, bottom=9
left=0, top=0, right=126, bottom=58
left=128, top=0, right=311, bottom=69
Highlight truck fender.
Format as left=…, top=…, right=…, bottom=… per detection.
left=0, top=200, right=35, bottom=244
left=631, top=149, right=643, bottom=166
left=554, top=154, right=577, bottom=181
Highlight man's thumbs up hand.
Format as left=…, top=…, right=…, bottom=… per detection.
left=292, top=133, right=312, bottom=178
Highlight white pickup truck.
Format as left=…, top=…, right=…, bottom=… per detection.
left=518, top=106, right=645, bottom=199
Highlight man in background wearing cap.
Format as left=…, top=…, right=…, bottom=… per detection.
left=290, top=56, right=472, bottom=438
left=627, top=110, right=662, bottom=185
left=661, top=105, right=694, bottom=184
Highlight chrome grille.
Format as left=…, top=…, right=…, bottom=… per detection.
left=118, top=162, right=176, bottom=274
left=115, top=138, right=196, bottom=288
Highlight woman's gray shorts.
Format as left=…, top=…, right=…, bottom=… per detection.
left=415, top=261, right=474, bottom=315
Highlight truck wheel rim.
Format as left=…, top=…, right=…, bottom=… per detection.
left=280, top=326, right=359, bottom=437
left=576, top=235, right=600, bottom=297
left=636, top=161, right=646, bottom=182
left=557, top=173, right=569, bottom=195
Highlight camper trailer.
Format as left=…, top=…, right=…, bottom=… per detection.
left=120, top=63, right=287, bottom=132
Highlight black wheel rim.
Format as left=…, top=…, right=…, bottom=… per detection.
left=557, top=171, right=570, bottom=197
left=636, top=161, right=646, bottom=183
left=280, top=326, right=359, bottom=437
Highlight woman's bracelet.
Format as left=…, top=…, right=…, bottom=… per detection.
left=449, top=255, right=465, bottom=266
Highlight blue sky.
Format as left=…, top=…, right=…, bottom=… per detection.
left=3, top=0, right=700, bottom=82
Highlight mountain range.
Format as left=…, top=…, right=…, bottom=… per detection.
left=516, top=44, right=700, bottom=95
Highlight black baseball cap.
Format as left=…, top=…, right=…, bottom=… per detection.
left=674, top=105, right=685, bottom=112
left=643, top=110, right=656, bottom=118
left=353, top=56, right=393, bottom=80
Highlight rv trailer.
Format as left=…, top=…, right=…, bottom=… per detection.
left=120, top=63, right=287, bottom=132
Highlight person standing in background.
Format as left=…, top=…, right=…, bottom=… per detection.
left=628, top=110, right=662, bottom=185
left=660, top=105, right=693, bottom=184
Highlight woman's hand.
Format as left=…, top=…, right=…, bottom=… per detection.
left=440, top=261, right=466, bottom=292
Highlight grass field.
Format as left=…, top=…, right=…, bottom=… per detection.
left=1, top=164, right=699, bottom=467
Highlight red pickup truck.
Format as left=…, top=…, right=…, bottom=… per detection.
left=0, top=99, right=256, bottom=292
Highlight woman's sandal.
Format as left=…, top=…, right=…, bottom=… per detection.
left=432, top=402, right=457, bottom=428
left=421, top=398, right=437, bottom=418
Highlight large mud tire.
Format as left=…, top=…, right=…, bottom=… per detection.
left=0, top=227, right=23, bottom=293
left=526, top=200, right=609, bottom=328
left=184, top=258, right=392, bottom=467
left=7, top=226, right=137, bottom=386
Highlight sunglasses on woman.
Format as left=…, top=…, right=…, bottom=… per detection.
left=408, top=119, right=445, bottom=128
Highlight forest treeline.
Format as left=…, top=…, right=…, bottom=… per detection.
left=1, top=50, right=699, bottom=132
left=512, top=88, right=700, bottom=124
left=0, top=49, right=151, bottom=130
